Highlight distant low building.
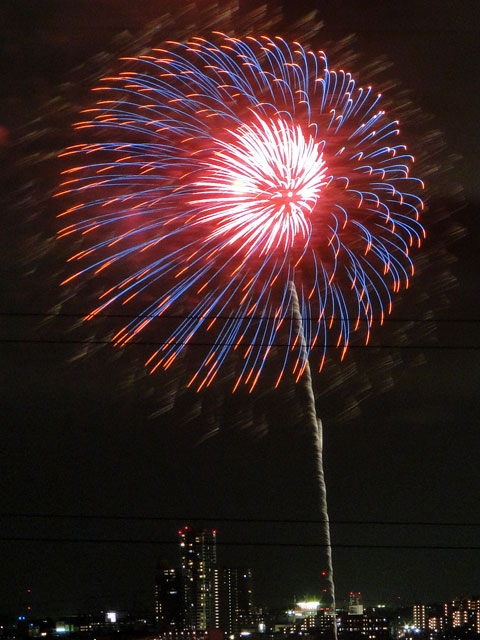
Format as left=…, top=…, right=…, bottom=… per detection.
left=409, top=597, right=480, bottom=638
left=337, top=610, right=390, bottom=640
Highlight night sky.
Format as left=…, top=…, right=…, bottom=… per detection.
left=1, top=0, right=479, bottom=619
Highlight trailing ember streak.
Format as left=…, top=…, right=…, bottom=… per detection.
left=290, top=281, right=337, bottom=636
left=58, top=35, right=425, bottom=390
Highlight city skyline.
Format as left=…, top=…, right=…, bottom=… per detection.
left=4, top=524, right=480, bottom=619
left=8, top=560, right=480, bottom=639
left=155, top=526, right=255, bottom=635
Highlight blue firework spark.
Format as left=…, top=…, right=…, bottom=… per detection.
left=57, top=34, right=425, bottom=391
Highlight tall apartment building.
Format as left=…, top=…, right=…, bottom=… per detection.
left=219, top=568, right=254, bottom=635
left=155, top=527, right=255, bottom=635
left=413, top=603, right=426, bottom=629
left=179, top=526, right=220, bottom=631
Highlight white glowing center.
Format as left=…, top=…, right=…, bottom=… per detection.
left=192, top=116, right=328, bottom=255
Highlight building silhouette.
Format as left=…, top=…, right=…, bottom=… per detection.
left=179, top=526, right=220, bottom=631
left=155, top=527, right=256, bottom=635
left=413, top=603, right=426, bottom=630
left=409, top=597, right=480, bottom=637
left=154, top=563, right=184, bottom=630
left=219, top=568, right=254, bottom=635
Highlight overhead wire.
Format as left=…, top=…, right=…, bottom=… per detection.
left=0, top=536, right=479, bottom=550
left=2, top=310, right=480, bottom=322
left=1, top=513, right=480, bottom=527
left=1, top=338, right=479, bottom=349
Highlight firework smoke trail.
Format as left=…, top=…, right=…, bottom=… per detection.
left=290, top=280, right=336, bottom=636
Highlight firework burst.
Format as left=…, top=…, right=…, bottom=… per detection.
left=58, top=34, right=425, bottom=391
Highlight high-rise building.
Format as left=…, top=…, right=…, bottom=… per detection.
left=155, top=563, right=184, bottom=630
left=219, top=568, right=254, bottom=634
left=413, top=603, right=426, bottom=630
left=179, top=526, right=220, bottom=631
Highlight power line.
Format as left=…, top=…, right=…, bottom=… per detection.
left=0, top=536, right=478, bottom=550
left=1, top=338, right=479, bottom=350
left=2, top=311, right=480, bottom=323
left=2, top=513, right=480, bottom=527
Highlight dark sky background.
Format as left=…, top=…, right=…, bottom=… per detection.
left=1, top=0, right=479, bottom=620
